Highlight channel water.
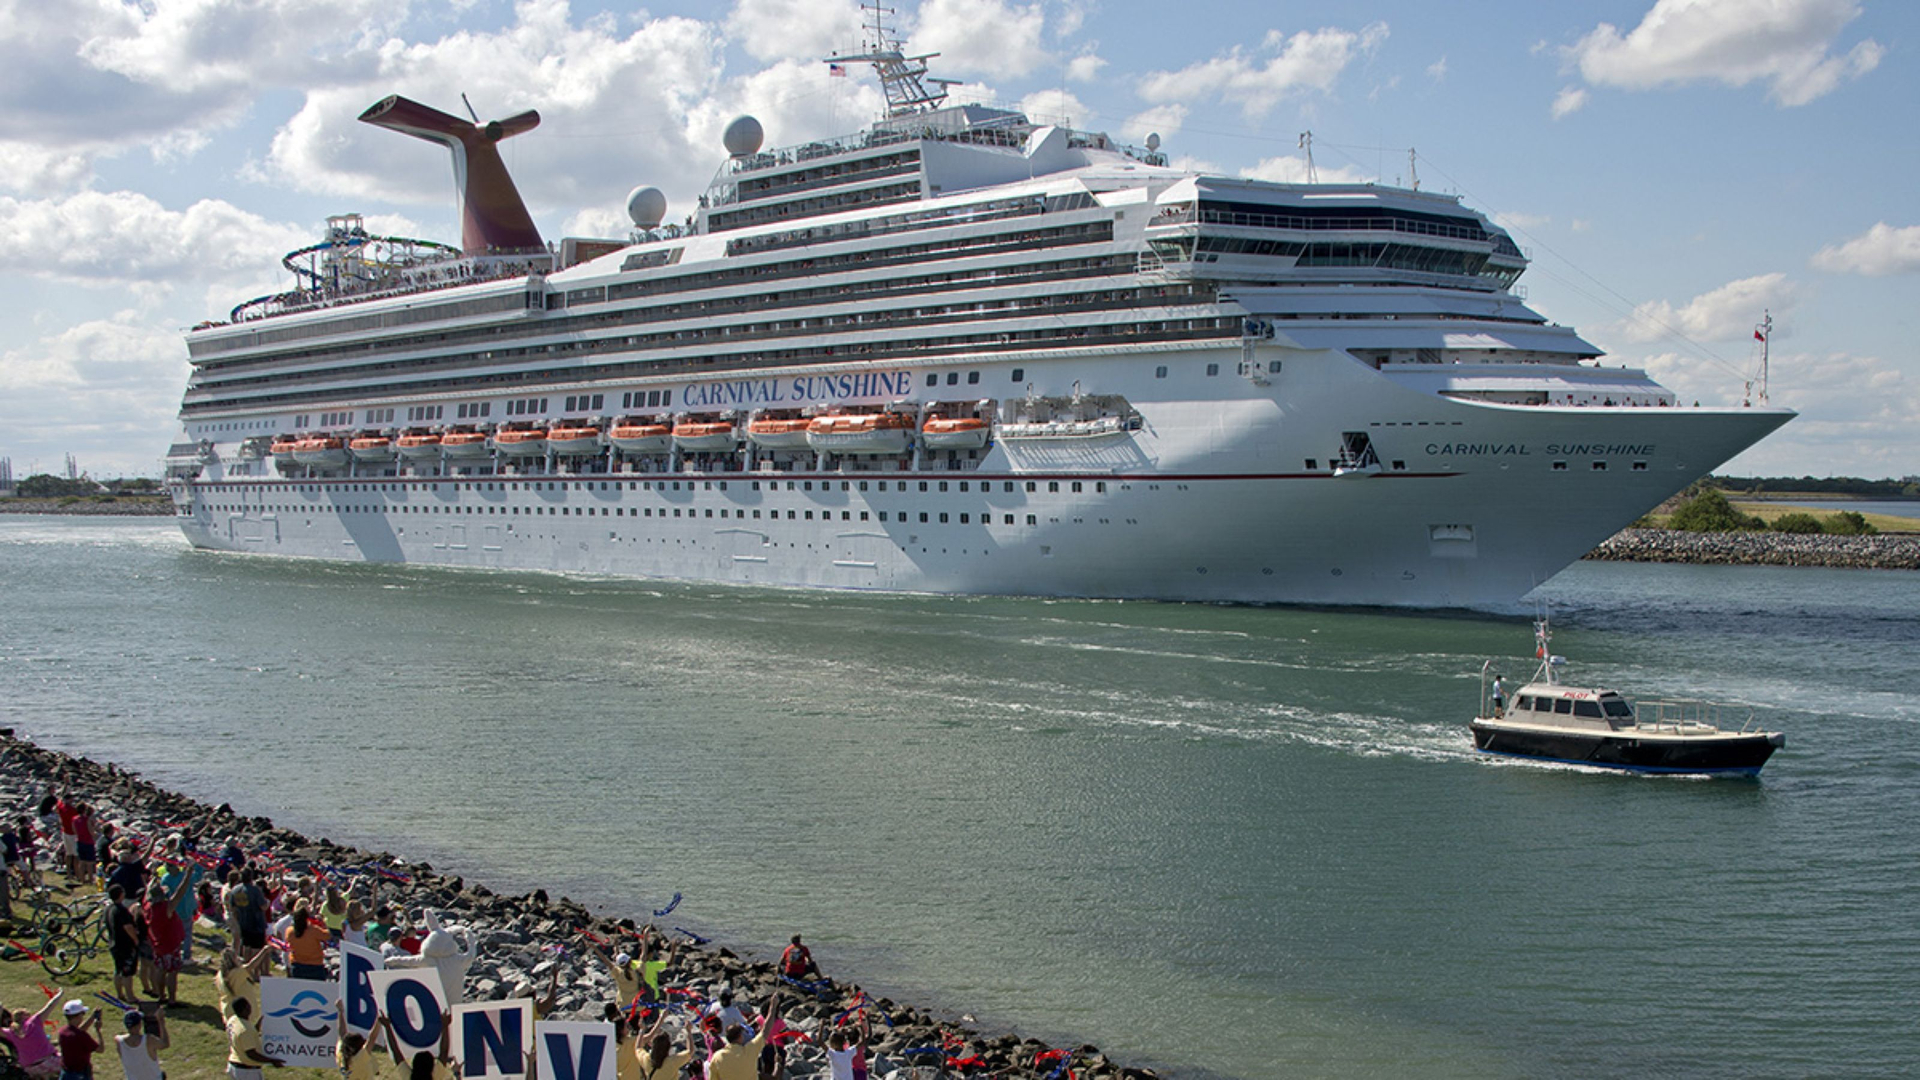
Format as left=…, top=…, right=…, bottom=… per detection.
left=1, top=516, right=1914, bottom=1078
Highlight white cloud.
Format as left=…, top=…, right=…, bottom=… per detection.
left=1566, top=0, right=1882, bottom=107
left=0, top=313, right=192, bottom=477
left=256, top=6, right=888, bottom=230
left=1550, top=85, right=1588, bottom=119
left=1642, top=349, right=1920, bottom=474
left=1138, top=22, right=1388, bottom=118
left=910, top=0, right=1053, bottom=78
left=1238, top=155, right=1367, bottom=185
left=1492, top=211, right=1550, bottom=231
left=1018, top=88, right=1086, bottom=126
left=1810, top=223, right=1920, bottom=277
left=1622, top=272, right=1799, bottom=344
left=1571, top=218, right=1593, bottom=233
left=0, top=191, right=308, bottom=294
left=1426, top=56, right=1447, bottom=82
left=0, top=0, right=397, bottom=194
left=1122, top=104, right=1188, bottom=143
left=728, top=0, right=864, bottom=63
left=1065, top=49, right=1107, bottom=83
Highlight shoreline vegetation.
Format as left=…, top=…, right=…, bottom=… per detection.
left=0, top=731, right=1151, bottom=1080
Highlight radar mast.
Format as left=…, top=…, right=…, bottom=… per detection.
left=827, top=2, right=958, bottom=117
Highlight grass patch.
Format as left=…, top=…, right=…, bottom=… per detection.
left=1729, top=501, right=1917, bottom=534
left=0, top=879, right=323, bottom=1080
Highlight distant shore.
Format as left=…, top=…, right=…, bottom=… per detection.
left=1587, top=528, right=1920, bottom=570
left=0, top=496, right=171, bottom=515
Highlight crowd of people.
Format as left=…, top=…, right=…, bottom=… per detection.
left=0, top=786, right=880, bottom=1080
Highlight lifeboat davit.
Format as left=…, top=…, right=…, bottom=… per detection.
left=440, top=429, right=491, bottom=458
left=608, top=421, right=671, bottom=454
left=396, top=431, right=443, bottom=459
left=493, top=427, right=549, bottom=457
left=546, top=425, right=603, bottom=455
left=672, top=420, right=738, bottom=453
left=292, top=435, right=348, bottom=467
left=997, top=416, right=1129, bottom=440
left=348, top=434, right=396, bottom=462
left=806, top=412, right=913, bottom=455
left=746, top=417, right=811, bottom=450
left=920, top=415, right=991, bottom=451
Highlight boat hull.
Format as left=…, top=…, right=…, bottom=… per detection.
left=1469, top=721, right=1783, bottom=775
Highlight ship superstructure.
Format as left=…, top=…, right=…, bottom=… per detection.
left=165, top=25, right=1790, bottom=606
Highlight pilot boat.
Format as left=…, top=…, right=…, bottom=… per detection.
left=1470, top=618, right=1784, bottom=776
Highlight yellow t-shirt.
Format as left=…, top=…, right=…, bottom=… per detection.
left=704, top=1031, right=767, bottom=1080
left=615, top=1031, right=640, bottom=1080
left=218, top=967, right=260, bottom=1024
left=338, top=1041, right=379, bottom=1080
left=609, top=963, right=641, bottom=1002
left=226, top=1014, right=266, bottom=1067
left=637, top=1048, right=691, bottom=1080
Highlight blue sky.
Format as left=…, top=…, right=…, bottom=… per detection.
left=2, top=0, right=1914, bottom=479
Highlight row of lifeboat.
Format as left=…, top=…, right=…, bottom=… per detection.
left=271, top=413, right=994, bottom=465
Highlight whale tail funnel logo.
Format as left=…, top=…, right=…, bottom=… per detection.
left=359, top=95, right=544, bottom=256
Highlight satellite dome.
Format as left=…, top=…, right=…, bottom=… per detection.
left=1145, top=133, right=1160, bottom=151
left=722, top=115, right=764, bottom=157
left=626, top=186, right=667, bottom=229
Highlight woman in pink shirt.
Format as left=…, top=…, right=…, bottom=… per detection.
left=3, top=994, right=62, bottom=1078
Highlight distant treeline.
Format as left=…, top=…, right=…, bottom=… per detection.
left=1714, top=475, right=1920, bottom=498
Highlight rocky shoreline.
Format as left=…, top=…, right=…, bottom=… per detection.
left=1586, top=528, right=1920, bottom=570
left=0, top=731, right=1151, bottom=1080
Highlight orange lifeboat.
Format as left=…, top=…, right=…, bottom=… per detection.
left=492, top=426, right=549, bottom=457
left=920, top=415, right=991, bottom=451
left=672, top=420, right=738, bottom=453
left=396, top=431, right=443, bottom=460
left=746, top=417, right=811, bottom=450
left=348, top=434, right=396, bottom=462
left=609, top=420, right=671, bottom=454
left=439, top=428, right=491, bottom=458
left=806, top=412, right=912, bottom=455
left=546, top=425, right=603, bottom=455
left=291, top=435, right=347, bottom=467
left=269, top=436, right=300, bottom=462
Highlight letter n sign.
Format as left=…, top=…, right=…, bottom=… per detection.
left=455, top=1002, right=532, bottom=1080
left=534, top=1022, right=616, bottom=1080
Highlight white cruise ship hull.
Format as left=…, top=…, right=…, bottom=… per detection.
left=171, top=348, right=1788, bottom=607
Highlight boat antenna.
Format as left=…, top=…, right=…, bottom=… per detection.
left=1756, top=309, right=1772, bottom=405
left=1299, top=131, right=1317, bottom=183
left=1533, top=607, right=1558, bottom=686
left=460, top=93, right=480, bottom=124
left=828, top=2, right=953, bottom=117
left=1408, top=147, right=1419, bottom=192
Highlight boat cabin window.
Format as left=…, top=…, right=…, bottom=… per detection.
left=1573, top=701, right=1603, bottom=718
left=1553, top=699, right=1573, bottom=714
left=1602, top=698, right=1633, bottom=718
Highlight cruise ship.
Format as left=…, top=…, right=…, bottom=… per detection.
left=164, top=22, right=1791, bottom=607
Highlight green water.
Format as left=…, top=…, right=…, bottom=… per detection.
left=2, top=516, right=1915, bottom=1078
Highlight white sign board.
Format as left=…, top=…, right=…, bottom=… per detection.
left=533, top=1021, right=617, bottom=1080
left=260, top=976, right=338, bottom=1066
left=453, top=1001, right=534, bottom=1080
left=368, top=968, right=449, bottom=1059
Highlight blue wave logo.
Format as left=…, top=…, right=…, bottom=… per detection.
left=269, top=990, right=334, bottom=1038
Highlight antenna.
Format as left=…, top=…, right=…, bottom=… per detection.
left=1756, top=309, right=1772, bottom=405
left=1409, top=147, right=1419, bottom=192
left=1299, top=131, right=1317, bottom=184
left=460, top=93, right=480, bottom=124
left=827, top=2, right=954, bottom=117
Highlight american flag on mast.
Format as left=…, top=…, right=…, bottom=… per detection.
left=828, top=62, right=847, bottom=77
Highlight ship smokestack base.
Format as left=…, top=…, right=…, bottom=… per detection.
left=359, top=94, right=544, bottom=256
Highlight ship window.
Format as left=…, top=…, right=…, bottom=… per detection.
left=1573, top=700, right=1603, bottom=718
left=1305, top=459, right=1317, bottom=470
left=1155, top=366, right=1168, bottom=378
left=1205, top=364, right=1219, bottom=376
left=919, top=512, right=929, bottom=523
left=805, top=511, right=813, bottom=519
left=592, top=394, right=603, bottom=409
left=939, top=482, right=949, bottom=492
left=1553, top=699, right=1573, bottom=714
left=918, top=481, right=928, bottom=491
left=939, top=512, right=949, bottom=523
left=1515, top=696, right=1533, bottom=711
left=1025, top=481, right=1036, bottom=492
left=1632, top=461, right=1649, bottom=471
left=926, top=374, right=938, bottom=387
left=1011, top=368, right=1024, bottom=381
left=1602, top=698, right=1633, bottom=717
left=1269, top=360, right=1282, bottom=373
left=1071, top=482, right=1083, bottom=493
left=1552, top=461, right=1568, bottom=471
left=1592, top=461, right=1608, bottom=471
left=859, top=511, right=869, bottom=521
left=1392, top=461, right=1406, bottom=470
left=1026, top=514, right=1037, bottom=525
left=967, top=371, right=980, bottom=384
left=946, top=373, right=959, bottom=385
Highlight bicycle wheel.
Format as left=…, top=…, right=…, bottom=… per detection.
left=38, top=933, right=83, bottom=977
